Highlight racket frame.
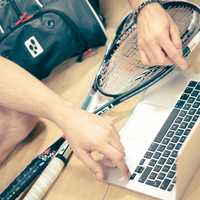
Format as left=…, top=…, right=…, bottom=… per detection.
left=92, top=0, right=200, bottom=114
left=0, top=137, right=65, bottom=200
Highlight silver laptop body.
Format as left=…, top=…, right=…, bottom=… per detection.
left=105, top=70, right=200, bottom=200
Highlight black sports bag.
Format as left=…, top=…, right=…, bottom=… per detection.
left=0, top=0, right=107, bottom=79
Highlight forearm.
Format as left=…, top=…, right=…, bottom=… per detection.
left=0, top=56, right=74, bottom=122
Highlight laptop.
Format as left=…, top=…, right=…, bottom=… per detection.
left=104, top=69, right=200, bottom=200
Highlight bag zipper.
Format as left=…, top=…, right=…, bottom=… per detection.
left=15, top=13, right=33, bottom=26
left=0, top=9, right=87, bottom=49
left=9, top=0, right=22, bottom=18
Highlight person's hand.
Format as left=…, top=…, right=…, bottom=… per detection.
left=137, top=3, right=188, bottom=69
left=54, top=105, right=130, bottom=180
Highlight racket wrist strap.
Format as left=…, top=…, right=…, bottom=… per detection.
left=134, top=0, right=162, bottom=21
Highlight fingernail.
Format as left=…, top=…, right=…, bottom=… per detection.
left=126, top=169, right=131, bottom=177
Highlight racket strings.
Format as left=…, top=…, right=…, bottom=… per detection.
left=98, top=18, right=135, bottom=90
left=102, top=32, right=146, bottom=94
left=168, top=6, right=200, bottom=46
left=168, top=7, right=193, bottom=31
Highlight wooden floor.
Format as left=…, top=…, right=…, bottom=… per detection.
left=1, top=0, right=200, bottom=199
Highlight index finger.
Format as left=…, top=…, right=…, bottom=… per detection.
left=99, top=143, right=130, bottom=178
left=161, top=37, right=188, bottom=70
left=110, top=124, right=125, bottom=153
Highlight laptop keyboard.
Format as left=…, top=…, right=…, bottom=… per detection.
left=130, top=80, right=200, bottom=192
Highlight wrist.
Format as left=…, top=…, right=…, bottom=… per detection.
left=45, top=95, right=74, bottom=124
left=46, top=96, right=84, bottom=138
left=134, top=0, right=162, bottom=21
left=139, top=2, right=163, bottom=14
left=128, top=0, right=160, bottom=9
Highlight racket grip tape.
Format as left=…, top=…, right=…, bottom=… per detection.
left=23, top=144, right=73, bottom=200
left=23, top=157, right=65, bottom=200
left=0, top=138, right=65, bottom=200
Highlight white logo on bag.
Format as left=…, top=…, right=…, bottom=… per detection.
left=25, top=36, right=44, bottom=58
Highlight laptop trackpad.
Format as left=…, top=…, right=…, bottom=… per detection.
left=120, top=102, right=171, bottom=143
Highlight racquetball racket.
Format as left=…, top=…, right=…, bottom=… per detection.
left=23, top=142, right=72, bottom=200
left=0, top=137, right=65, bottom=200
left=82, top=0, right=200, bottom=115
left=13, top=1, right=200, bottom=199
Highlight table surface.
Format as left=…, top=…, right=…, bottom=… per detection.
left=1, top=0, right=200, bottom=199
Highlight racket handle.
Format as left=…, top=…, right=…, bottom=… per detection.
left=23, top=157, right=65, bottom=200
left=23, top=142, right=72, bottom=200
left=0, top=137, right=64, bottom=200
left=81, top=95, right=93, bottom=110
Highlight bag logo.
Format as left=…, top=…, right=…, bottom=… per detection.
left=25, top=36, right=44, bottom=58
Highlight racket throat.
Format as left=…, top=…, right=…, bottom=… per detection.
left=95, top=104, right=114, bottom=115
left=84, top=91, right=110, bottom=113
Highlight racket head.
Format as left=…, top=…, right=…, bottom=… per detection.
left=163, top=1, right=200, bottom=47
left=93, top=0, right=200, bottom=98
